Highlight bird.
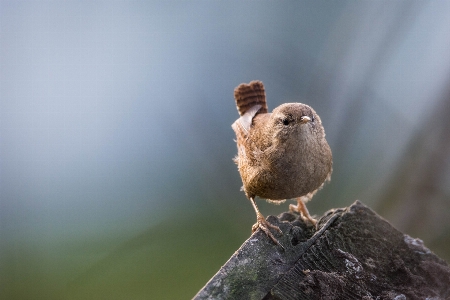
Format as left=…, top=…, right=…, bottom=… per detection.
left=231, top=80, right=332, bottom=248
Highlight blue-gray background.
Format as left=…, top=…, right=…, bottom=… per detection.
left=2, top=1, right=450, bottom=299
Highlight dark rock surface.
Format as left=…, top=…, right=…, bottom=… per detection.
left=193, top=201, right=450, bottom=300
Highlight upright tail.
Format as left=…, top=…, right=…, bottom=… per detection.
left=234, top=81, right=268, bottom=116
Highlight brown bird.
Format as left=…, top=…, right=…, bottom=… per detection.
left=232, top=80, right=332, bottom=248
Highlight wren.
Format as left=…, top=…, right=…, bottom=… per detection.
left=232, top=80, right=332, bottom=248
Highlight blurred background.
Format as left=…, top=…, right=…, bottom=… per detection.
left=1, top=1, right=450, bottom=299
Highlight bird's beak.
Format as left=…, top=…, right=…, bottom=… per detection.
left=300, top=116, right=311, bottom=124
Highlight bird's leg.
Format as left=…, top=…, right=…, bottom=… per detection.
left=249, top=197, right=284, bottom=249
left=289, top=197, right=317, bottom=227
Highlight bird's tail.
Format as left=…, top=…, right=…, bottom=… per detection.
left=234, top=80, right=268, bottom=116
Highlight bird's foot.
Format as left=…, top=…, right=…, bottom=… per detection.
left=252, top=215, right=284, bottom=250
left=289, top=203, right=318, bottom=228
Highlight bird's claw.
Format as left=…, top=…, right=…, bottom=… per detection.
left=252, top=216, right=284, bottom=250
left=289, top=203, right=318, bottom=229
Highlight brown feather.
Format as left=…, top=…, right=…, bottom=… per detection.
left=234, top=80, right=268, bottom=116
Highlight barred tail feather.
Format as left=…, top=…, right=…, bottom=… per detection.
left=234, top=80, right=268, bottom=116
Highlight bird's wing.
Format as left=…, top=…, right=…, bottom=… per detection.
left=237, top=104, right=261, bottom=134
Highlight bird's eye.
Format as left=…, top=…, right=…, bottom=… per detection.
left=282, top=118, right=290, bottom=126
left=311, top=115, right=315, bottom=122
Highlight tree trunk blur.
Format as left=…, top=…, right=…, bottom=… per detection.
left=378, top=76, right=450, bottom=262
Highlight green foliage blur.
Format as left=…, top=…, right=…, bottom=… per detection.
left=3, top=211, right=247, bottom=299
